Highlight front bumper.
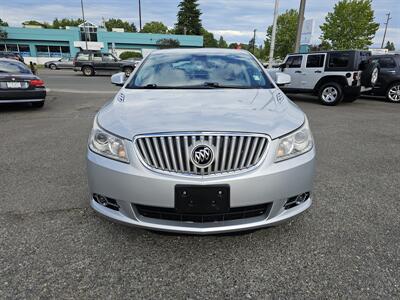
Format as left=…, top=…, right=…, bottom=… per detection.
left=87, top=140, right=316, bottom=234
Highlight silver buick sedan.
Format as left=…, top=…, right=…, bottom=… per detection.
left=87, top=48, right=316, bottom=234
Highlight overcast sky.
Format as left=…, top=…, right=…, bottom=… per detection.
left=1, top=0, right=399, bottom=48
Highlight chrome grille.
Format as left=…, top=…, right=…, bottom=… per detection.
left=135, top=133, right=269, bottom=176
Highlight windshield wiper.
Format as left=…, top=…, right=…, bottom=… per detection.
left=143, top=84, right=158, bottom=88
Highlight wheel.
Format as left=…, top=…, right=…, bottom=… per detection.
left=386, top=82, right=400, bottom=103
left=49, top=64, right=57, bottom=70
left=31, top=100, right=45, bottom=108
left=82, top=66, right=94, bottom=76
left=123, top=66, right=133, bottom=77
left=361, top=61, right=379, bottom=87
left=343, top=95, right=358, bottom=102
left=318, top=82, right=343, bottom=106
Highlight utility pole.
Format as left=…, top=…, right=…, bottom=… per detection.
left=252, top=29, right=257, bottom=54
left=138, top=0, right=142, bottom=31
left=268, top=0, right=279, bottom=68
left=381, top=12, right=391, bottom=48
left=80, top=0, right=88, bottom=50
left=294, top=0, right=306, bottom=53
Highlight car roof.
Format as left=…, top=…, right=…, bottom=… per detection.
left=286, top=50, right=370, bottom=56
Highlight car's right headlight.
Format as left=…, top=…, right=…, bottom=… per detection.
left=88, top=119, right=129, bottom=163
left=275, top=118, right=313, bottom=162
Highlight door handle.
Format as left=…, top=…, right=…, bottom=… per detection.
left=315, top=70, right=322, bottom=73
left=295, top=71, right=302, bottom=73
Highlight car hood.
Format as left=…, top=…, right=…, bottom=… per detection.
left=97, top=88, right=305, bottom=140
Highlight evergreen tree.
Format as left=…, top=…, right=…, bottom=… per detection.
left=218, top=36, right=228, bottom=48
left=385, top=41, right=395, bottom=51
left=175, top=0, right=202, bottom=35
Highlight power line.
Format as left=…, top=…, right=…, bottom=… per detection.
left=381, top=12, right=391, bottom=48
left=268, top=0, right=279, bottom=68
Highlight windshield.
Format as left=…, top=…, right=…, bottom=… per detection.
left=0, top=60, right=31, bottom=74
left=127, top=51, right=273, bottom=89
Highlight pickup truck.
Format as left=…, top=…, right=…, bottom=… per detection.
left=73, top=50, right=139, bottom=76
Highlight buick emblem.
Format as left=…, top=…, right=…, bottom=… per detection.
left=191, top=145, right=214, bottom=168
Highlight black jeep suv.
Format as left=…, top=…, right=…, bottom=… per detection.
left=366, top=54, right=400, bottom=103
left=73, top=50, right=137, bottom=76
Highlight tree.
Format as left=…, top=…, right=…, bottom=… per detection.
left=264, top=9, right=298, bottom=59
left=320, top=0, right=379, bottom=50
left=141, top=21, right=168, bottom=34
left=22, top=20, right=51, bottom=28
left=104, top=18, right=136, bottom=32
left=119, top=51, right=143, bottom=60
left=310, top=40, right=332, bottom=52
left=385, top=41, right=395, bottom=51
left=248, top=37, right=256, bottom=54
left=0, top=18, right=8, bottom=27
left=156, top=38, right=180, bottom=49
left=52, top=18, right=83, bottom=29
left=175, top=0, right=202, bottom=35
left=218, top=36, right=228, bottom=48
left=201, top=28, right=218, bottom=47
left=0, top=28, right=7, bottom=43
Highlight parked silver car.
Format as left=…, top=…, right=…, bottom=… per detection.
left=87, top=49, right=316, bottom=234
left=44, top=57, right=73, bottom=70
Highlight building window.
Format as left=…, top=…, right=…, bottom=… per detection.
left=80, top=26, right=98, bottom=42
left=60, top=46, right=71, bottom=58
left=6, top=44, right=18, bottom=52
left=35, top=45, right=70, bottom=57
left=0, top=44, right=31, bottom=56
left=36, top=45, right=50, bottom=57
left=18, top=45, right=31, bottom=57
left=49, top=46, right=62, bottom=57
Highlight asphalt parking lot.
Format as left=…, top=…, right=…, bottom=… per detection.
left=1, top=68, right=399, bottom=299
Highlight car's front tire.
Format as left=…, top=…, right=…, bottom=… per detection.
left=82, top=66, right=95, bottom=76
left=318, top=82, right=343, bottom=106
left=386, top=82, right=400, bottom=103
left=32, top=100, right=45, bottom=108
left=49, top=64, right=57, bottom=70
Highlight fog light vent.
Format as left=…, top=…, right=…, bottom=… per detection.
left=284, top=192, right=310, bottom=210
left=93, top=194, right=120, bottom=211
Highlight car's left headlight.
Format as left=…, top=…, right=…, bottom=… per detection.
left=275, top=118, right=313, bottom=162
left=89, top=120, right=129, bottom=163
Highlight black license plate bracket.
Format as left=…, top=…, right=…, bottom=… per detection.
left=175, top=185, right=230, bottom=214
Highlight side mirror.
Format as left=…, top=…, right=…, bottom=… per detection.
left=275, top=72, right=291, bottom=86
left=111, top=72, right=127, bottom=86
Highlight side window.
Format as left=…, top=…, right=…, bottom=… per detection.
left=77, top=53, right=90, bottom=61
left=102, top=53, right=115, bottom=62
left=306, top=54, right=324, bottom=68
left=286, top=55, right=303, bottom=68
left=328, top=53, right=350, bottom=68
left=378, top=57, right=396, bottom=69
left=93, top=53, right=102, bottom=61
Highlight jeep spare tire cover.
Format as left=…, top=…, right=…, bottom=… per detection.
left=361, top=61, right=379, bottom=87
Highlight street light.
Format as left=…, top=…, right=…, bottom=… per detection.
left=80, top=0, right=88, bottom=50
